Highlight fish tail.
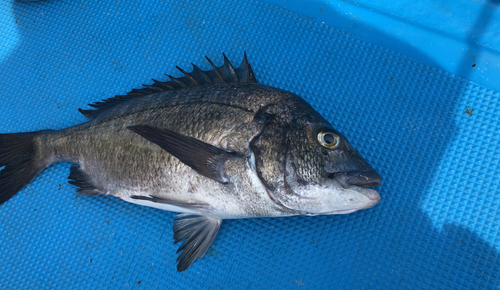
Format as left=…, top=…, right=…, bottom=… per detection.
left=0, top=130, right=52, bottom=204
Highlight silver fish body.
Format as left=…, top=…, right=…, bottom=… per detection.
left=0, top=54, right=381, bottom=271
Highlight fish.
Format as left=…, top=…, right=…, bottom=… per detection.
left=0, top=53, right=382, bottom=271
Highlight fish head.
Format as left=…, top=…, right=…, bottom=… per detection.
left=280, top=118, right=381, bottom=215
left=280, top=118, right=382, bottom=215
left=254, top=97, right=382, bottom=216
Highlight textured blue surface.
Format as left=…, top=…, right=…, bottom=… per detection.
left=0, top=0, right=499, bottom=289
left=267, top=0, right=500, bottom=92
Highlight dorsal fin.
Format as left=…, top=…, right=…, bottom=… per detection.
left=79, top=52, right=258, bottom=119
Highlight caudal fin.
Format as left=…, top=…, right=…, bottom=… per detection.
left=0, top=131, right=49, bottom=204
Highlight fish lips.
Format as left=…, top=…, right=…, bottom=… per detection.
left=297, top=173, right=381, bottom=216
left=332, top=170, right=382, bottom=189
left=316, top=187, right=381, bottom=216
left=323, top=170, right=382, bottom=214
left=304, top=185, right=381, bottom=216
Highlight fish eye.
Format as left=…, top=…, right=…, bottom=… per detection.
left=317, top=131, right=340, bottom=149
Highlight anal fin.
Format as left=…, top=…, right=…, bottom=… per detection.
left=173, top=214, right=222, bottom=272
left=68, top=165, right=103, bottom=196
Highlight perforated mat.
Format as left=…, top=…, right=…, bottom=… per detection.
left=0, top=0, right=499, bottom=289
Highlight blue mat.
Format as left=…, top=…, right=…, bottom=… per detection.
left=1, top=0, right=499, bottom=289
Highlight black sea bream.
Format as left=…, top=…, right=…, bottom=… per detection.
left=0, top=54, right=381, bottom=271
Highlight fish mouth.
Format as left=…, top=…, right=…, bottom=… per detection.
left=310, top=191, right=380, bottom=215
left=330, top=170, right=382, bottom=189
left=303, top=179, right=381, bottom=216
left=324, top=171, right=381, bottom=214
left=314, top=187, right=381, bottom=215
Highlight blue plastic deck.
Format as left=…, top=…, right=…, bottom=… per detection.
left=267, top=0, right=500, bottom=92
left=0, top=0, right=499, bottom=289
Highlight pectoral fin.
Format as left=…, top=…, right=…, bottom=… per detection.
left=130, top=195, right=212, bottom=211
left=173, top=214, right=222, bottom=272
left=128, top=125, right=235, bottom=183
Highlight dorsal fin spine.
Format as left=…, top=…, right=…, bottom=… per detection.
left=222, top=53, right=238, bottom=82
left=205, top=56, right=225, bottom=82
left=191, top=64, right=213, bottom=84
left=167, top=75, right=188, bottom=88
left=143, top=84, right=164, bottom=93
left=176, top=66, right=199, bottom=86
left=243, top=52, right=257, bottom=83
